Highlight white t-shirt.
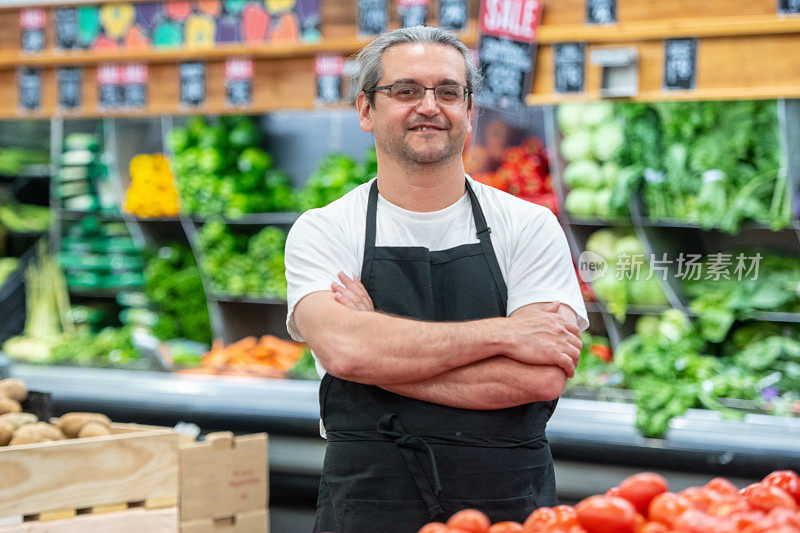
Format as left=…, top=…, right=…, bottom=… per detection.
left=285, top=176, right=589, bottom=378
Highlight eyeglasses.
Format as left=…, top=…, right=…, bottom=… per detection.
left=371, top=82, right=470, bottom=106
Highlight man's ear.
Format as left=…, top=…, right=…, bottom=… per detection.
left=356, top=92, right=374, bottom=133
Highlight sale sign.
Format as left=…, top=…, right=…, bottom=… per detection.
left=480, top=0, right=542, bottom=43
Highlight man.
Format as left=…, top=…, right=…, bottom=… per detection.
left=285, top=26, right=588, bottom=532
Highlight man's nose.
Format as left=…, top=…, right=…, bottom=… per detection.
left=415, top=89, right=439, bottom=114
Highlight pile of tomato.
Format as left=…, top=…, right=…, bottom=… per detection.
left=418, top=470, right=800, bottom=533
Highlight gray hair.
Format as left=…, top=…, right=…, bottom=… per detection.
left=352, top=26, right=481, bottom=107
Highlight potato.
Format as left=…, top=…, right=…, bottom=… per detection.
left=0, top=379, right=28, bottom=402
left=8, top=422, right=61, bottom=446
left=0, top=397, right=21, bottom=416
left=57, top=412, right=111, bottom=438
left=0, top=412, right=37, bottom=430
left=0, top=421, right=13, bottom=446
left=77, top=421, right=111, bottom=438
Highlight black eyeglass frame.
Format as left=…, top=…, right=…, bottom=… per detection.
left=369, top=82, right=472, bottom=106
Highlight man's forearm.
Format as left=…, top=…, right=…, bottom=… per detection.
left=296, top=293, right=510, bottom=385
left=381, top=356, right=567, bottom=410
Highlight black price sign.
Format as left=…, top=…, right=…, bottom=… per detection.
left=18, top=68, right=41, bottom=111
left=180, top=62, right=205, bottom=107
left=778, top=0, right=800, bottom=13
left=663, top=38, right=697, bottom=91
left=358, top=0, right=387, bottom=35
left=315, top=55, right=344, bottom=103
left=478, top=36, right=534, bottom=109
left=55, top=8, right=79, bottom=49
left=20, top=9, right=46, bottom=53
left=122, top=64, right=148, bottom=109
left=554, top=42, right=585, bottom=94
left=398, top=0, right=428, bottom=28
left=439, top=0, right=468, bottom=31
left=97, top=64, right=122, bottom=109
left=586, top=0, right=616, bottom=24
left=58, top=67, right=82, bottom=110
left=225, top=59, right=253, bottom=107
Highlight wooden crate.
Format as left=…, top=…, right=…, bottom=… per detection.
left=0, top=423, right=178, bottom=520
left=0, top=507, right=177, bottom=533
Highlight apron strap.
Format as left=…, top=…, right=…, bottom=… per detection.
left=360, top=180, right=379, bottom=287
left=465, top=179, right=508, bottom=312
left=377, top=414, right=445, bottom=521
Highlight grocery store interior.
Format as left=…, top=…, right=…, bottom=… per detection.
left=1, top=0, right=800, bottom=532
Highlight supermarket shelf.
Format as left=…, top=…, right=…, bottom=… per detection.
left=10, top=364, right=800, bottom=479
left=750, top=311, right=800, bottom=323
left=563, top=216, right=634, bottom=227
left=191, top=212, right=302, bottom=226
left=0, top=164, right=53, bottom=179
left=58, top=209, right=123, bottom=221
left=210, top=293, right=288, bottom=306
left=67, top=286, right=138, bottom=298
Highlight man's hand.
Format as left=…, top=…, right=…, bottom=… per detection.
left=505, top=302, right=582, bottom=377
left=331, top=272, right=374, bottom=311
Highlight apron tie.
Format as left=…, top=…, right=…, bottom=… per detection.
left=377, top=413, right=445, bottom=521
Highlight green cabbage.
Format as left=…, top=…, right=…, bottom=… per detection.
left=565, top=188, right=596, bottom=217
left=563, top=160, right=602, bottom=189
left=593, top=121, right=625, bottom=161
left=585, top=229, right=619, bottom=260
left=557, top=104, right=586, bottom=134
left=583, top=102, right=614, bottom=127
left=561, top=131, right=593, bottom=162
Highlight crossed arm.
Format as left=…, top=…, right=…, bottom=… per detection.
left=292, top=273, right=582, bottom=410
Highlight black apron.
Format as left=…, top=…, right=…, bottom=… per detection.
left=314, top=179, right=558, bottom=533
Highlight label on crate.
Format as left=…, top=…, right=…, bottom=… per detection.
left=358, top=0, right=387, bottom=35
left=315, top=55, right=344, bottom=103
left=20, top=9, right=46, bottom=53
left=58, top=67, right=82, bottom=110
left=55, top=7, right=79, bottom=50
left=439, top=0, right=469, bottom=31
left=554, top=42, right=586, bottom=93
left=478, top=0, right=542, bottom=108
left=663, top=38, right=697, bottom=91
left=122, top=63, right=148, bottom=109
left=778, top=0, right=800, bottom=14
left=97, top=64, right=122, bottom=109
left=18, top=68, right=42, bottom=111
left=225, top=58, right=254, bottom=107
left=586, top=0, right=616, bottom=24
left=398, top=0, right=428, bottom=28
left=180, top=62, right=206, bottom=107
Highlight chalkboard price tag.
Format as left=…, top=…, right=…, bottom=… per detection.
left=554, top=42, right=586, bottom=94
left=180, top=62, right=206, bottom=107
left=358, top=0, right=387, bottom=35
left=18, top=68, right=42, bottom=111
left=55, top=8, right=79, bottom=49
left=663, top=38, right=697, bottom=91
left=478, top=36, right=535, bottom=109
left=97, top=64, right=122, bottom=109
left=315, top=55, right=344, bottom=103
left=225, top=58, right=253, bottom=107
left=398, top=0, right=428, bottom=28
left=57, top=67, right=82, bottom=110
left=778, top=0, right=800, bottom=13
left=439, top=0, right=468, bottom=31
left=122, top=64, right=148, bottom=109
left=586, top=0, right=616, bottom=24
left=20, top=9, right=46, bottom=53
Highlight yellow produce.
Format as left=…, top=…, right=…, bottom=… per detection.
left=0, top=378, right=28, bottom=402
left=124, top=153, right=181, bottom=217
left=0, top=412, right=37, bottom=430
left=0, top=397, right=21, bottom=416
left=56, top=412, right=111, bottom=438
left=78, top=421, right=112, bottom=438
left=0, top=421, right=13, bottom=446
left=9, top=422, right=63, bottom=446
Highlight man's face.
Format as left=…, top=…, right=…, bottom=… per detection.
left=358, top=43, right=473, bottom=167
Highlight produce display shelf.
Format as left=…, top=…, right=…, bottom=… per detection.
left=59, top=209, right=123, bottom=222
left=191, top=213, right=302, bottom=226
left=562, top=216, right=635, bottom=227
left=67, top=286, right=135, bottom=298
left=9, top=363, right=800, bottom=480
left=210, top=293, right=288, bottom=305
left=0, top=165, right=53, bottom=179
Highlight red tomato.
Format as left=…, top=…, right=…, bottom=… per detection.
left=606, top=487, right=622, bottom=498
left=524, top=507, right=557, bottom=532
left=763, top=471, right=800, bottom=505
left=705, top=477, right=738, bottom=496
left=673, top=508, right=736, bottom=533
left=728, top=510, right=766, bottom=530
left=707, top=494, right=748, bottom=518
left=575, top=495, right=637, bottom=533
left=489, top=522, right=524, bottom=533
left=419, top=523, right=449, bottom=533
left=648, top=493, right=691, bottom=527
left=741, top=483, right=798, bottom=512
left=766, top=507, right=800, bottom=528
left=617, top=473, right=669, bottom=516
left=635, top=522, right=669, bottom=533
left=446, top=509, right=491, bottom=533
left=679, top=487, right=714, bottom=510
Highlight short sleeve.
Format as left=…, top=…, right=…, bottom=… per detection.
left=506, top=210, right=589, bottom=331
left=284, top=210, right=360, bottom=341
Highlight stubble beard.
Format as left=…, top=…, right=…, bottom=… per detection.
left=378, top=127, right=466, bottom=170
